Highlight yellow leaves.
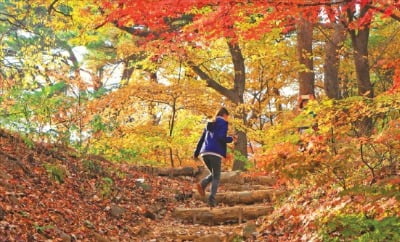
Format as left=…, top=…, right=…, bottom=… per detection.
left=116, top=42, right=140, bottom=59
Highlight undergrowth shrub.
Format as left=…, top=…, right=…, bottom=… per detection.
left=44, top=163, right=66, bottom=184
left=98, top=177, right=114, bottom=198
left=82, top=159, right=104, bottom=177
left=320, top=214, right=400, bottom=241
left=258, top=93, right=400, bottom=189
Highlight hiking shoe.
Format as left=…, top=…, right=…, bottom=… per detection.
left=196, top=183, right=205, bottom=197
left=208, top=200, right=217, bottom=208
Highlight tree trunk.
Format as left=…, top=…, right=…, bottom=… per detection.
left=324, top=23, right=346, bottom=99
left=350, top=28, right=373, bottom=98
left=228, top=42, right=248, bottom=171
left=232, top=130, right=247, bottom=171
left=169, top=147, right=174, bottom=168
left=272, top=87, right=283, bottom=111
left=348, top=7, right=374, bottom=135
left=121, top=55, right=136, bottom=83
left=297, top=17, right=315, bottom=96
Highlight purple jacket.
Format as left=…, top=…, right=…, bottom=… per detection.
left=194, top=117, right=233, bottom=158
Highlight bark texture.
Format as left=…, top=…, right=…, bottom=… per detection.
left=193, top=190, right=276, bottom=205
left=173, top=205, right=273, bottom=224
left=297, top=17, right=315, bottom=96
left=324, top=23, right=346, bottom=99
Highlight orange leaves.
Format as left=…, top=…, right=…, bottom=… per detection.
left=1, top=128, right=201, bottom=240
left=101, top=0, right=321, bottom=45
left=389, top=67, right=400, bottom=93
left=376, top=57, right=400, bottom=94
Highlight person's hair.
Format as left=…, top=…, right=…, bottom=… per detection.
left=215, top=107, right=229, bottom=119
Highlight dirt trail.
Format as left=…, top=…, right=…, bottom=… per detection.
left=0, top=130, right=282, bottom=241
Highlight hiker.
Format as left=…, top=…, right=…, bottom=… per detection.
left=194, top=107, right=235, bottom=207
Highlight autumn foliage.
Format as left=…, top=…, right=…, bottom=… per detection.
left=1, top=0, right=400, bottom=240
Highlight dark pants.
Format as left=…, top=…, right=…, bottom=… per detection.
left=200, top=155, right=221, bottom=205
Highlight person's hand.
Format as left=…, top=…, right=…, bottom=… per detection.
left=232, top=135, right=238, bottom=143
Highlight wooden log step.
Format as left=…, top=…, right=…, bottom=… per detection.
left=218, top=172, right=276, bottom=186
left=134, top=166, right=203, bottom=177
left=220, top=184, right=268, bottom=191
left=196, top=170, right=243, bottom=183
left=193, top=190, right=275, bottom=205
left=243, top=176, right=276, bottom=186
left=173, top=205, right=273, bottom=225
left=219, top=171, right=243, bottom=184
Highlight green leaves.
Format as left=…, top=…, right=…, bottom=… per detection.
left=320, top=214, right=400, bottom=241
left=44, top=163, right=66, bottom=184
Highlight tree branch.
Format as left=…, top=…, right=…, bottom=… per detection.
left=187, top=61, right=237, bottom=102
left=48, top=0, right=59, bottom=15
left=367, top=4, right=400, bottom=22
left=48, top=0, right=72, bottom=18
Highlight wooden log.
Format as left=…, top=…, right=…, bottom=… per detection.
left=220, top=184, right=267, bottom=191
left=243, top=176, right=276, bottom=186
left=219, top=172, right=276, bottom=186
left=220, top=171, right=244, bottom=184
left=173, top=205, right=273, bottom=224
left=134, top=166, right=202, bottom=177
left=133, top=164, right=276, bottom=187
left=197, top=170, right=244, bottom=183
left=157, top=166, right=198, bottom=177
left=193, top=190, right=274, bottom=205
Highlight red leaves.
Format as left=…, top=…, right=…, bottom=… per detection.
left=379, top=59, right=400, bottom=93
left=101, top=0, right=325, bottom=45
left=102, top=0, right=399, bottom=52
left=0, top=129, right=197, bottom=240
left=389, top=68, right=400, bottom=93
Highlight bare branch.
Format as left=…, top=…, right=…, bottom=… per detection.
left=48, top=0, right=72, bottom=18
left=187, top=61, right=238, bottom=102
left=367, top=4, right=400, bottom=22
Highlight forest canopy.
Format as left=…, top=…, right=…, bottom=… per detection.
left=1, top=0, right=400, bottom=240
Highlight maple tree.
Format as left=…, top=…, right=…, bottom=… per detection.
left=98, top=0, right=400, bottom=166
left=0, top=0, right=400, bottom=240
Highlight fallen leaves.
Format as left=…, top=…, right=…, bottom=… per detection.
left=1, top=129, right=263, bottom=240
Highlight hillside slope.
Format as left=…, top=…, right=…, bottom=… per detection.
left=0, top=130, right=198, bottom=240
left=0, top=130, right=271, bottom=241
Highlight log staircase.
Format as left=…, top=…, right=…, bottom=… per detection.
left=133, top=166, right=283, bottom=226
left=174, top=170, right=283, bottom=226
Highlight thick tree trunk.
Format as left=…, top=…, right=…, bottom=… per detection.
left=347, top=7, right=373, bottom=98
left=228, top=42, right=248, bottom=171
left=324, top=23, right=346, bottom=99
left=348, top=7, right=374, bottom=135
left=232, top=130, right=247, bottom=171
left=351, top=28, right=373, bottom=98
left=173, top=205, right=273, bottom=225
left=121, top=55, right=137, bottom=83
left=193, top=190, right=276, bottom=205
left=297, top=17, right=315, bottom=96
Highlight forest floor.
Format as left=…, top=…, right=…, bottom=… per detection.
left=1, top=129, right=399, bottom=241
left=0, top=129, right=275, bottom=241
